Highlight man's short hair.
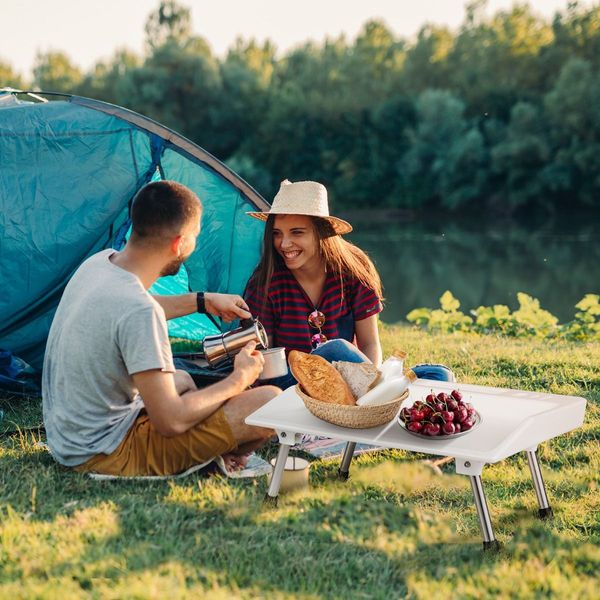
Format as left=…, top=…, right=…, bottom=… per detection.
left=131, top=180, right=201, bottom=240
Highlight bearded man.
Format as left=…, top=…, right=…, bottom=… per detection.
left=42, top=180, right=277, bottom=476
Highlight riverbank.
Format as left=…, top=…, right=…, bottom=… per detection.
left=1, top=325, right=598, bottom=597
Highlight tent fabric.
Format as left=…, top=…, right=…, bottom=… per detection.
left=0, top=92, right=268, bottom=377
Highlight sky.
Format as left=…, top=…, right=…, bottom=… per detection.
left=1, top=0, right=581, bottom=78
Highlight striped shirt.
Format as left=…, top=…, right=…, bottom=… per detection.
left=244, top=267, right=383, bottom=353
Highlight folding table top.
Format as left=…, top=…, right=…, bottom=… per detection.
left=246, top=380, right=587, bottom=464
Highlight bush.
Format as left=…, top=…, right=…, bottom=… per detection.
left=407, top=291, right=600, bottom=341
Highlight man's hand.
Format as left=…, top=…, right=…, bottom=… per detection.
left=205, top=293, right=252, bottom=322
left=230, top=341, right=264, bottom=389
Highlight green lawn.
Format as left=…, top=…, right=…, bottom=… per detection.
left=1, top=325, right=599, bottom=599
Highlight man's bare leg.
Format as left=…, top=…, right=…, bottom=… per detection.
left=221, top=385, right=279, bottom=470
left=222, top=384, right=278, bottom=443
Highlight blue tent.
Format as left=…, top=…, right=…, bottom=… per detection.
left=0, top=90, right=268, bottom=383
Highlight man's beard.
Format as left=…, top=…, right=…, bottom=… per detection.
left=160, top=256, right=186, bottom=277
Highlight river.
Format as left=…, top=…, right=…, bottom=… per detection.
left=344, top=209, right=600, bottom=325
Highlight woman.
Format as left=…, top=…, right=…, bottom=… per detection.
left=245, top=180, right=454, bottom=387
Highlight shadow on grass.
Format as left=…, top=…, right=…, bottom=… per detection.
left=0, top=393, right=43, bottom=436
left=2, top=440, right=598, bottom=598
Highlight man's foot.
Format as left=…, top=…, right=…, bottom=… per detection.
left=221, top=452, right=251, bottom=472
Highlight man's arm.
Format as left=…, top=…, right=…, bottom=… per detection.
left=132, top=341, right=264, bottom=437
left=152, top=292, right=252, bottom=322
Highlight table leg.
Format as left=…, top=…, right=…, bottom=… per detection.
left=526, top=449, right=554, bottom=519
left=264, top=443, right=291, bottom=506
left=337, top=441, right=356, bottom=481
left=469, top=475, right=501, bottom=552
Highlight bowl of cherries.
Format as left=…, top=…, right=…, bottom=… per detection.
left=398, top=389, right=481, bottom=439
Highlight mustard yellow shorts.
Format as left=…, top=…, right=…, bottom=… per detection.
left=75, top=407, right=237, bottom=477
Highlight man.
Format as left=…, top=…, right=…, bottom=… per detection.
left=42, top=180, right=278, bottom=476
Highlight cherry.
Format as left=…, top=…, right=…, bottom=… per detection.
left=451, top=389, right=463, bottom=402
left=456, top=407, right=468, bottom=423
left=441, top=410, right=454, bottom=422
left=424, top=423, right=441, bottom=436
left=411, top=408, right=425, bottom=421
left=421, top=406, right=433, bottom=418
left=400, top=407, right=412, bottom=422
left=431, top=412, right=444, bottom=424
left=446, top=399, right=459, bottom=411
left=408, top=391, right=478, bottom=437
left=442, top=422, right=456, bottom=435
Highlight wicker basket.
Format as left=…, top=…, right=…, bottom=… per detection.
left=296, top=384, right=409, bottom=429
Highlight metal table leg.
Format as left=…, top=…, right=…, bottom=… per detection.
left=469, top=475, right=501, bottom=552
left=337, top=441, right=356, bottom=481
left=264, top=443, right=291, bottom=506
left=526, top=449, right=554, bottom=519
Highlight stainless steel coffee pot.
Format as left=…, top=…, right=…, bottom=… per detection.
left=203, top=318, right=269, bottom=368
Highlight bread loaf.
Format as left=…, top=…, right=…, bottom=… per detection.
left=332, top=361, right=381, bottom=399
left=289, top=350, right=355, bottom=406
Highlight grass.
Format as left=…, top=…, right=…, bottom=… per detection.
left=1, top=324, right=599, bottom=598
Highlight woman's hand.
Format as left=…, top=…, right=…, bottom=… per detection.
left=205, top=293, right=252, bottom=322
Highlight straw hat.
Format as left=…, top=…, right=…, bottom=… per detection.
left=247, top=180, right=353, bottom=235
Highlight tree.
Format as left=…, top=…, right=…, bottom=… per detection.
left=491, top=101, right=550, bottom=209
left=400, top=25, right=453, bottom=93
left=399, top=90, right=475, bottom=208
left=75, top=50, right=140, bottom=104
left=543, top=58, right=600, bottom=206
left=32, top=51, right=82, bottom=92
left=447, top=2, right=552, bottom=119
left=144, top=0, right=193, bottom=50
left=342, top=20, right=405, bottom=104
left=0, top=60, right=25, bottom=89
left=218, top=39, right=275, bottom=160
left=119, top=40, right=223, bottom=155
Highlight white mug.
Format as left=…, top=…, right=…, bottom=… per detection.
left=258, top=347, right=288, bottom=380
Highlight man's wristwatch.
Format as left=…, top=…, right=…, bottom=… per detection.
left=196, top=292, right=207, bottom=313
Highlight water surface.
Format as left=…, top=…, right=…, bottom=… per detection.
left=345, top=210, right=600, bottom=324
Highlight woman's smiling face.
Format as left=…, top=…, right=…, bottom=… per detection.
left=272, top=214, right=320, bottom=271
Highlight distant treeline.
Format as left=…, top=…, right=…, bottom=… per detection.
left=2, top=1, right=600, bottom=213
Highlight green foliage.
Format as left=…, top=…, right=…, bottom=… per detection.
left=16, top=1, right=600, bottom=212
left=561, top=294, right=600, bottom=341
left=0, top=59, right=25, bottom=89
left=511, top=292, right=560, bottom=337
left=406, top=291, right=473, bottom=333
left=408, top=290, right=599, bottom=341
left=32, top=51, right=82, bottom=93
left=144, top=0, right=193, bottom=50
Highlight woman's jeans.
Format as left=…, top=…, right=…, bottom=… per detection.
left=267, top=339, right=455, bottom=390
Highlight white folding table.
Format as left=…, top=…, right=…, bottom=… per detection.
left=246, top=380, right=587, bottom=551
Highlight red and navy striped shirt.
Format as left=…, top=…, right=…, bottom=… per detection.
left=244, top=267, right=383, bottom=353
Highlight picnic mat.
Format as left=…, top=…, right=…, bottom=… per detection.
left=295, top=436, right=384, bottom=459
left=87, top=453, right=272, bottom=481
left=33, top=442, right=272, bottom=481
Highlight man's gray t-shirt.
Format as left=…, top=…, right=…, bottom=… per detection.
left=42, top=249, right=175, bottom=466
